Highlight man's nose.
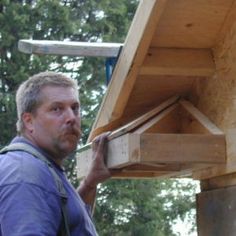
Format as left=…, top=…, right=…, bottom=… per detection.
left=65, top=108, right=77, bottom=123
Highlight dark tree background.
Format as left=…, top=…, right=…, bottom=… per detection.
left=0, top=1, right=199, bottom=235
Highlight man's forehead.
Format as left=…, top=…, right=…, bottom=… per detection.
left=40, top=85, right=79, bottom=103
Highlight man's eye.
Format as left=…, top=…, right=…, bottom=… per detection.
left=52, top=106, right=62, bottom=112
left=72, top=105, right=80, bottom=114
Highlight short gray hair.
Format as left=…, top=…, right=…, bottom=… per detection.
left=16, top=71, right=78, bottom=133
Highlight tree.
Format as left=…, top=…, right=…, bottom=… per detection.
left=0, top=0, right=137, bottom=144
left=0, top=1, right=199, bottom=235
left=94, top=179, right=198, bottom=236
left=0, top=0, right=77, bottom=145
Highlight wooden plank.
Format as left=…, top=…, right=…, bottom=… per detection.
left=179, top=99, right=224, bottom=135
left=140, top=48, right=215, bottom=77
left=139, top=133, right=226, bottom=163
left=111, top=163, right=210, bottom=179
left=197, top=185, right=236, bottom=236
left=111, top=163, right=180, bottom=179
left=180, top=105, right=213, bottom=134
left=111, top=170, right=170, bottom=179
left=120, top=163, right=182, bottom=172
left=89, top=0, right=168, bottom=140
left=134, top=103, right=179, bottom=134
left=151, top=0, right=234, bottom=48
left=18, top=40, right=123, bottom=57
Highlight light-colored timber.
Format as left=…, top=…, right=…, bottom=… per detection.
left=18, top=40, right=123, bottom=57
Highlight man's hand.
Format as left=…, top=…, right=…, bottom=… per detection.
left=78, top=132, right=111, bottom=207
left=84, top=132, right=111, bottom=188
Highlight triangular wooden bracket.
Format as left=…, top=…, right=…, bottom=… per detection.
left=76, top=97, right=226, bottom=179
left=132, top=98, right=224, bottom=135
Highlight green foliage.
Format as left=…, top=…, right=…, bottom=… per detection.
left=94, top=179, right=198, bottom=236
left=0, top=0, right=77, bottom=145
left=0, top=0, right=138, bottom=146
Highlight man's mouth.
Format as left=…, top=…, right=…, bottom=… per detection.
left=64, top=128, right=81, bottom=139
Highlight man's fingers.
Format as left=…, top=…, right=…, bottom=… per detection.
left=94, top=133, right=108, bottom=156
left=91, top=132, right=110, bottom=157
left=91, top=138, right=99, bottom=151
left=92, top=132, right=111, bottom=150
left=85, top=132, right=111, bottom=187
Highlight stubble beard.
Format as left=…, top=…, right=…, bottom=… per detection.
left=53, top=133, right=80, bottom=159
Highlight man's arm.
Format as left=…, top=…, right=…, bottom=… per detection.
left=78, top=132, right=111, bottom=209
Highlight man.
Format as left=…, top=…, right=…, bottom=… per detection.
left=0, top=71, right=110, bottom=235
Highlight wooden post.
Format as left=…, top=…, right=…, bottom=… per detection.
left=197, top=174, right=236, bottom=236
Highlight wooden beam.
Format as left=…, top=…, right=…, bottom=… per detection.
left=111, top=170, right=170, bottom=179
left=139, top=48, right=215, bottom=77
left=121, top=163, right=182, bottom=172
left=89, top=0, right=168, bottom=140
left=179, top=99, right=224, bottom=135
left=197, top=185, right=236, bottom=236
left=139, top=133, right=226, bottom=164
left=18, top=40, right=123, bottom=57
left=111, top=163, right=210, bottom=179
left=111, top=163, right=180, bottom=179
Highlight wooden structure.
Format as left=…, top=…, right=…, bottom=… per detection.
left=76, top=1, right=236, bottom=235
left=77, top=0, right=236, bottom=179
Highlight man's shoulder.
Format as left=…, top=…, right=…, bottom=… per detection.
left=0, top=150, right=57, bottom=193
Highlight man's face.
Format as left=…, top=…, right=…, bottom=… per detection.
left=29, top=85, right=81, bottom=163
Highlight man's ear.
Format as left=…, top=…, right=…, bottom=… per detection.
left=22, top=112, right=34, bottom=133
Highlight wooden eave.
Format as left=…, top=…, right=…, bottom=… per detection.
left=88, top=0, right=235, bottom=141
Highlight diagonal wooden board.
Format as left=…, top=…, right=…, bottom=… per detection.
left=179, top=99, right=224, bottom=135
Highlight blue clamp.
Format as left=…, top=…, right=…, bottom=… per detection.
left=105, top=46, right=123, bottom=85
